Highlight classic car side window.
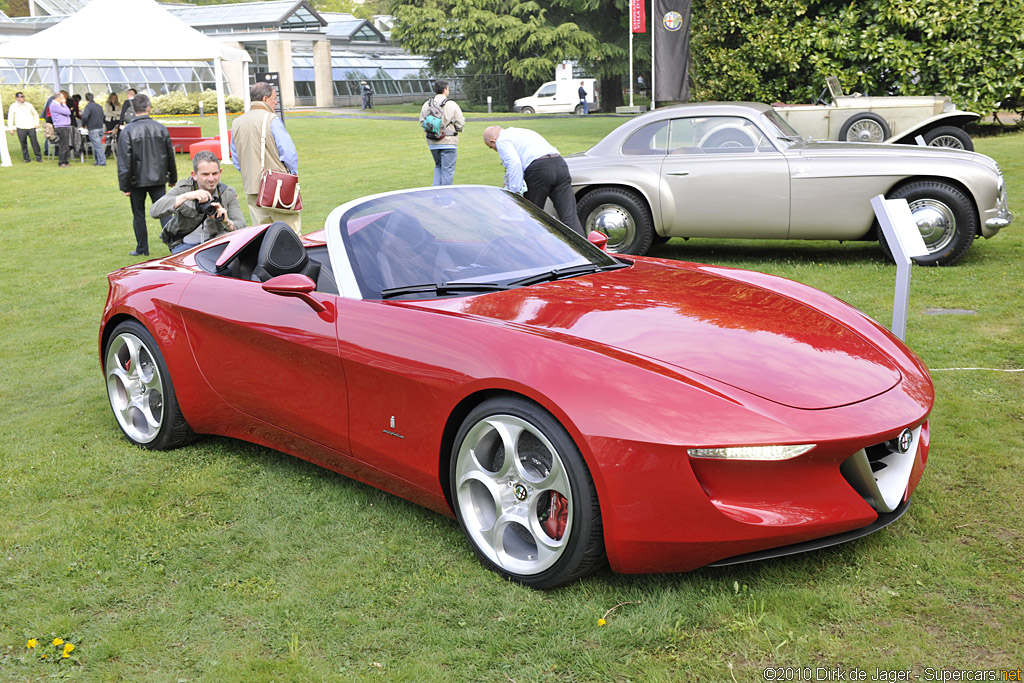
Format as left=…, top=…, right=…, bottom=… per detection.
left=621, top=120, right=668, bottom=155
left=677, top=116, right=777, bottom=154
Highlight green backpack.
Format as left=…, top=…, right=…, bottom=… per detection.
left=421, top=97, right=449, bottom=140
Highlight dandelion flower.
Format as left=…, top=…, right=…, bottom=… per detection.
left=62, top=652, right=70, bottom=659
left=26, top=639, right=37, bottom=649
left=41, top=654, right=48, bottom=660
left=63, top=642, right=75, bottom=654
left=597, top=618, right=607, bottom=626
left=52, top=638, right=64, bottom=647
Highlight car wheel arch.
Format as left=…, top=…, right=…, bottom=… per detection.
left=437, top=387, right=599, bottom=516
left=100, top=313, right=147, bottom=370
left=886, top=175, right=982, bottom=236
left=574, top=183, right=662, bottom=242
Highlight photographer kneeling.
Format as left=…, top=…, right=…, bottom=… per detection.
left=152, top=151, right=246, bottom=254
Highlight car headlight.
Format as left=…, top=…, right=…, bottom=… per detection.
left=688, top=444, right=816, bottom=461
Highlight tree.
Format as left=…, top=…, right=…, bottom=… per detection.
left=391, top=0, right=602, bottom=108
left=689, top=0, right=1024, bottom=118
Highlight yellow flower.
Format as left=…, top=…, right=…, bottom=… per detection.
left=62, top=652, right=70, bottom=659
left=63, top=642, right=75, bottom=654
left=597, top=618, right=607, bottom=626
left=52, top=638, right=64, bottom=647
left=26, top=638, right=37, bottom=648
left=41, top=654, right=48, bottom=660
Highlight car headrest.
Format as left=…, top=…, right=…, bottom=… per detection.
left=382, top=207, right=432, bottom=250
left=256, top=222, right=307, bottom=277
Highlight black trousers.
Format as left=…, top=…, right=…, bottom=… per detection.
left=129, top=186, right=168, bottom=253
left=17, top=128, right=42, bottom=161
left=523, top=155, right=584, bottom=235
left=55, top=126, right=71, bottom=165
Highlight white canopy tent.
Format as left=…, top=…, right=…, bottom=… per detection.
left=0, top=0, right=250, bottom=167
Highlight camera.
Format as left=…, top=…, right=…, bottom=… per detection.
left=196, top=201, right=220, bottom=217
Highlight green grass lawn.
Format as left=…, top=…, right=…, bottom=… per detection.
left=1, top=114, right=1021, bottom=681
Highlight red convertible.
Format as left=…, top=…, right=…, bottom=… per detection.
left=101, top=186, right=933, bottom=589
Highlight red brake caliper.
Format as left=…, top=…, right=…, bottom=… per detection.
left=541, top=492, right=568, bottom=540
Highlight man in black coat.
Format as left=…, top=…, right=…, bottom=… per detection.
left=116, top=94, right=177, bottom=257
left=81, top=93, right=106, bottom=166
left=120, top=88, right=137, bottom=125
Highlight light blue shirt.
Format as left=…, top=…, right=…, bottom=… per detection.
left=231, top=115, right=298, bottom=175
left=495, top=127, right=559, bottom=195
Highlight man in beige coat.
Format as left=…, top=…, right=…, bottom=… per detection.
left=231, top=82, right=301, bottom=233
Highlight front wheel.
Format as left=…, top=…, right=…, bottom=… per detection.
left=519, top=106, right=535, bottom=115
left=450, top=397, right=605, bottom=589
left=839, top=112, right=890, bottom=143
left=576, top=187, right=655, bottom=255
left=924, top=126, right=974, bottom=151
left=104, top=319, right=196, bottom=449
left=879, top=180, right=977, bottom=266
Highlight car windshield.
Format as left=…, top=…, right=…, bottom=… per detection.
left=759, top=108, right=806, bottom=144
left=338, top=186, right=622, bottom=299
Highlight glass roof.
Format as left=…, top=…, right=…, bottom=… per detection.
left=30, top=0, right=88, bottom=16
left=166, top=1, right=324, bottom=30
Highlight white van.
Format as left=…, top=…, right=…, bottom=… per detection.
left=514, top=79, right=598, bottom=114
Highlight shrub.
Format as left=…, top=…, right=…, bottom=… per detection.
left=150, top=89, right=243, bottom=116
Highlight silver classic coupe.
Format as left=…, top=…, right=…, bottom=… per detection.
left=566, top=103, right=1011, bottom=265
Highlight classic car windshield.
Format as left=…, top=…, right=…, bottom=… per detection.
left=338, top=186, right=621, bottom=299
left=760, top=108, right=806, bottom=143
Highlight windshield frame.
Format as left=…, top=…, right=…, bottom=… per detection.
left=325, top=185, right=621, bottom=301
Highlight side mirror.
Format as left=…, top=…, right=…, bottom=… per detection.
left=587, top=230, right=608, bottom=251
left=261, top=273, right=326, bottom=313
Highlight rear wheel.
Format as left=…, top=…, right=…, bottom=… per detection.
left=450, top=397, right=605, bottom=589
left=924, top=126, right=973, bottom=151
left=840, top=112, right=890, bottom=143
left=104, top=320, right=195, bottom=449
left=576, top=187, right=655, bottom=255
left=879, top=180, right=977, bottom=266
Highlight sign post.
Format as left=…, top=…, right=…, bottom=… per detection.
left=253, top=71, right=284, bottom=125
left=870, top=194, right=929, bottom=341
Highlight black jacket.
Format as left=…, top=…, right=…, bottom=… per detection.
left=81, top=101, right=104, bottom=130
left=121, top=98, right=135, bottom=125
left=117, top=115, right=177, bottom=192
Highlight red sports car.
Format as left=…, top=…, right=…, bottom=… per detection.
left=100, top=186, right=933, bottom=589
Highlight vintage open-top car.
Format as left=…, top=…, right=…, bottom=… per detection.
left=566, top=102, right=1011, bottom=264
left=772, top=76, right=979, bottom=149
left=101, top=186, right=933, bottom=588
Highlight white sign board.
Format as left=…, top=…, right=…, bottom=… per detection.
left=870, top=195, right=929, bottom=341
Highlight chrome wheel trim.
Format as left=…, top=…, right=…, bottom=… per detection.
left=847, top=119, right=885, bottom=143
left=585, top=203, right=635, bottom=253
left=454, top=415, right=574, bottom=576
left=908, top=198, right=957, bottom=253
left=105, top=332, right=164, bottom=444
left=927, top=135, right=965, bottom=150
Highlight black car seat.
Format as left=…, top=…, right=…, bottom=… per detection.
left=251, top=222, right=321, bottom=284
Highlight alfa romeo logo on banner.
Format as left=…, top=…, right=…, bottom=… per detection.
left=663, top=11, right=683, bottom=31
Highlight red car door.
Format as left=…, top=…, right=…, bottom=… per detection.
left=177, top=274, right=349, bottom=453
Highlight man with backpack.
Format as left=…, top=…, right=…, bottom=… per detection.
left=419, top=80, right=465, bottom=186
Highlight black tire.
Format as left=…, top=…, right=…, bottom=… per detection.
left=924, top=125, right=974, bottom=151
left=520, top=106, right=535, bottom=115
left=104, top=319, right=196, bottom=449
left=839, top=112, right=891, bottom=143
left=450, top=397, right=605, bottom=589
left=576, top=187, right=655, bottom=255
left=879, top=180, right=977, bottom=266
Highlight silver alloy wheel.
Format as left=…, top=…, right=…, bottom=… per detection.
left=927, top=134, right=966, bottom=150
left=453, top=414, right=574, bottom=576
left=584, top=203, right=636, bottom=253
left=846, top=118, right=885, bottom=143
left=105, top=332, right=165, bottom=444
left=908, top=198, right=957, bottom=253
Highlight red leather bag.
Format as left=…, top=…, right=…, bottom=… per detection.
left=255, top=113, right=302, bottom=212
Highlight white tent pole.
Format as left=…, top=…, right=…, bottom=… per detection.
left=214, top=57, right=229, bottom=161
left=628, top=22, right=634, bottom=107
left=0, top=88, right=12, bottom=167
left=243, top=60, right=251, bottom=112
left=52, top=58, right=60, bottom=92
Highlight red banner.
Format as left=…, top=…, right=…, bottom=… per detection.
left=631, top=0, right=646, bottom=33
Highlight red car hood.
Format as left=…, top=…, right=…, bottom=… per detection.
left=421, top=260, right=901, bottom=410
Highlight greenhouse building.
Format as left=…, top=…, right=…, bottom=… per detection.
left=0, top=0, right=439, bottom=107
